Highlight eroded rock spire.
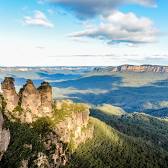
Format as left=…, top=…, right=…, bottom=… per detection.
left=1, top=77, right=19, bottom=111
left=19, top=79, right=41, bottom=115
left=38, top=82, right=52, bottom=115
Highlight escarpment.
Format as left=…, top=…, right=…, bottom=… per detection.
left=53, top=100, right=93, bottom=149
left=0, top=77, right=93, bottom=167
left=94, top=65, right=168, bottom=73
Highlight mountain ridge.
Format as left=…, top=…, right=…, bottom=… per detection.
left=94, top=64, right=168, bottom=73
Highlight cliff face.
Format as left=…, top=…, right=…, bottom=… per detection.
left=0, top=111, right=10, bottom=161
left=54, top=100, right=93, bottom=148
left=19, top=132, right=68, bottom=168
left=94, top=65, right=168, bottom=73
left=0, top=77, right=93, bottom=167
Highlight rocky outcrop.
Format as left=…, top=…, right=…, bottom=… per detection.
left=1, top=77, right=19, bottom=112
left=0, top=111, right=10, bottom=161
left=94, top=65, right=168, bottom=73
left=38, top=82, right=52, bottom=115
left=33, top=132, right=68, bottom=168
left=1, top=78, right=53, bottom=123
left=20, top=80, right=41, bottom=115
left=54, top=100, right=93, bottom=148
left=0, top=77, right=93, bottom=149
left=19, top=132, right=68, bottom=168
left=0, top=77, right=93, bottom=167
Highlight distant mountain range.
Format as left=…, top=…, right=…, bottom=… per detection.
left=0, top=67, right=94, bottom=72
left=94, top=65, right=168, bottom=73
left=1, top=65, right=168, bottom=73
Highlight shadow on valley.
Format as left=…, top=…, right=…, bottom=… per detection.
left=37, top=72, right=81, bottom=81
left=50, top=75, right=122, bottom=90
left=56, top=77, right=168, bottom=116
left=1, top=73, right=168, bottom=117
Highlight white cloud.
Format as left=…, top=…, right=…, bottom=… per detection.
left=23, top=10, right=54, bottom=28
left=69, top=11, right=158, bottom=44
left=47, top=0, right=156, bottom=18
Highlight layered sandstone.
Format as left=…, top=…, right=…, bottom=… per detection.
left=1, top=77, right=19, bottom=111
left=1, top=78, right=53, bottom=123
left=0, top=77, right=93, bottom=165
left=38, top=82, right=52, bottom=115
left=20, top=80, right=41, bottom=115
left=54, top=100, right=93, bottom=148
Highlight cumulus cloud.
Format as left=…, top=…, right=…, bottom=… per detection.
left=69, top=11, right=158, bottom=44
left=47, top=0, right=156, bottom=18
left=23, top=10, right=54, bottom=28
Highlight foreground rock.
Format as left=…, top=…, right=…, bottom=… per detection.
left=0, top=111, right=10, bottom=161
left=0, top=77, right=93, bottom=167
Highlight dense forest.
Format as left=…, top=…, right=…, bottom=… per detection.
left=67, top=106, right=168, bottom=168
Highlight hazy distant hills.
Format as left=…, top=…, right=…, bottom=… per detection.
left=2, top=65, right=168, bottom=73
left=94, top=65, right=168, bottom=73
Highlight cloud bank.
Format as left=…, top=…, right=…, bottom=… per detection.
left=69, top=11, right=157, bottom=44
left=48, top=0, right=156, bottom=18
left=23, top=10, right=54, bottom=28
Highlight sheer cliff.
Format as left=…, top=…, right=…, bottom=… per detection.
left=0, top=77, right=93, bottom=167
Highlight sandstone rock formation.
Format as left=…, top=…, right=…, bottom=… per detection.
left=38, top=82, right=52, bottom=115
left=0, top=77, right=93, bottom=167
left=54, top=100, right=93, bottom=148
left=0, top=77, right=93, bottom=147
left=1, top=77, right=19, bottom=112
left=1, top=78, right=53, bottom=123
left=0, top=111, right=10, bottom=161
left=94, top=65, right=168, bottom=73
left=20, top=80, right=41, bottom=115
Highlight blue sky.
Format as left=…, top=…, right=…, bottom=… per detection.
left=0, top=0, right=168, bottom=66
